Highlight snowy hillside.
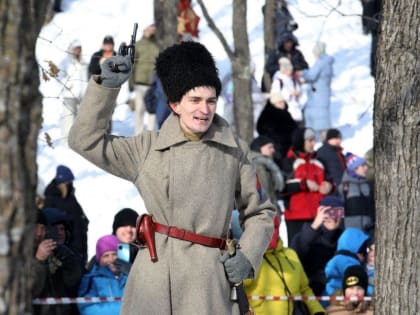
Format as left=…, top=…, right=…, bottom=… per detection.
left=36, top=0, right=374, bottom=257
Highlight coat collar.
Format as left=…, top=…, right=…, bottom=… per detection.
left=154, top=113, right=238, bottom=150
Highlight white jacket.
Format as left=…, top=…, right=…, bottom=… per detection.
left=59, top=55, right=88, bottom=100
left=271, top=71, right=306, bottom=122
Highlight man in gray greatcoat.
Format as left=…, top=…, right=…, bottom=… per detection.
left=69, top=41, right=275, bottom=314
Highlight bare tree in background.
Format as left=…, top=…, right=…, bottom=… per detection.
left=154, top=0, right=179, bottom=49
left=374, top=0, right=420, bottom=314
left=262, top=0, right=277, bottom=91
left=197, top=0, right=254, bottom=143
left=0, top=1, right=50, bottom=314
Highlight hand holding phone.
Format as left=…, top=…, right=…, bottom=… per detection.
left=117, top=243, right=130, bottom=263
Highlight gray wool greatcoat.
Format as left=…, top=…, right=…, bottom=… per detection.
left=68, top=79, right=275, bottom=315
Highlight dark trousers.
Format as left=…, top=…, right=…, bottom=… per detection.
left=286, top=219, right=312, bottom=245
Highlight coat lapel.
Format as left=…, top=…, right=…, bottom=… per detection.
left=154, top=113, right=238, bottom=151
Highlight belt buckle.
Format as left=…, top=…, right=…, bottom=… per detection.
left=168, top=226, right=186, bottom=240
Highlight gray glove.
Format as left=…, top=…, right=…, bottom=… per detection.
left=220, top=249, right=253, bottom=283
left=114, top=258, right=132, bottom=276
left=100, top=55, right=132, bottom=88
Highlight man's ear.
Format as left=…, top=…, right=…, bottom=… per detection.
left=169, top=102, right=179, bottom=114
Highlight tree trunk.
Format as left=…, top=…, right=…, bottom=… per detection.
left=231, top=0, right=253, bottom=143
left=374, top=0, right=420, bottom=314
left=154, top=0, right=179, bottom=49
left=0, top=1, right=49, bottom=314
left=197, top=0, right=254, bottom=143
left=262, top=0, right=276, bottom=91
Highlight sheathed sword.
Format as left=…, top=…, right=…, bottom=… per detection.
left=226, top=239, right=255, bottom=315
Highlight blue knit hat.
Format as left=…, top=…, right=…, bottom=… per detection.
left=346, top=154, right=367, bottom=172
left=55, top=165, right=74, bottom=184
left=319, top=195, right=344, bottom=208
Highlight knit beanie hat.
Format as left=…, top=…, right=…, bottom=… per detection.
left=269, top=91, right=285, bottom=104
left=250, top=136, right=274, bottom=153
left=36, top=209, right=47, bottom=226
left=68, top=39, right=82, bottom=50
left=278, top=57, right=293, bottom=72
left=346, top=154, right=367, bottom=172
left=343, top=265, right=368, bottom=292
left=42, top=207, right=69, bottom=226
left=319, top=195, right=344, bottom=208
left=326, top=128, right=342, bottom=141
left=96, top=234, right=119, bottom=262
left=112, top=208, right=139, bottom=234
left=155, top=41, right=222, bottom=103
left=304, top=128, right=316, bottom=141
left=313, top=41, right=326, bottom=57
left=55, top=165, right=75, bottom=184
left=103, top=35, right=114, bottom=45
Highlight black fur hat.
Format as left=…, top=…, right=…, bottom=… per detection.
left=155, top=41, right=222, bottom=103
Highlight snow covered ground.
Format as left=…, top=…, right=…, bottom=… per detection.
left=36, top=0, right=374, bottom=257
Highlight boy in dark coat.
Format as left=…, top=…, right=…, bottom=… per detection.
left=316, top=128, right=347, bottom=187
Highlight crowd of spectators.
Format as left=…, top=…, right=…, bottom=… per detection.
left=36, top=1, right=378, bottom=313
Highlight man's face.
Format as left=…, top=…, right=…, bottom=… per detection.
left=170, top=86, right=217, bottom=135
left=115, top=225, right=136, bottom=243
left=304, top=138, right=316, bottom=153
left=55, top=224, right=66, bottom=245
left=328, top=137, right=342, bottom=147
left=323, top=217, right=341, bottom=231
left=283, top=40, right=294, bottom=52
left=260, top=143, right=275, bottom=158
left=102, top=43, right=114, bottom=52
left=72, top=46, right=82, bottom=59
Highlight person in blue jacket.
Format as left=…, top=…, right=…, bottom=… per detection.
left=300, top=41, right=334, bottom=141
left=78, top=234, right=128, bottom=315
left=324, top=227, right=373, bottom=296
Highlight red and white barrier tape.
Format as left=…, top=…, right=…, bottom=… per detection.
left=32, top=297, right=122, bottom=305
left=248, top=296, right=373, bottom=302
left=32, top=296, right=372, bottom=305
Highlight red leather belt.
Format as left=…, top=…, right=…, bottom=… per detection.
left=154, top=222, right=226, bottom=249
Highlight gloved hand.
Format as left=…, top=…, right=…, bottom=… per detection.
left=220, top=249, right=253, bottom=283
left=100, top=55, right=132, bottom=88
left=114, top=258, right=132, bottom=276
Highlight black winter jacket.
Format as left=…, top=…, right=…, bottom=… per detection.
left=88, top=49, right=116, bottom=77
left=290, top=223, right=343, bottom=296
left=257, top=102, right=298, bottom=159
left=265, top=33, right=308, bottom=78
left=44, top=181, right=89, bottom=265
left=316, top=143, right=346, bottom=186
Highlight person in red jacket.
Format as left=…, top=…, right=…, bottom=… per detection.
left=282, top=127, right=332, bottom=244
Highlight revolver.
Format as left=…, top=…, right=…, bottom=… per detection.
left=111, top=22, right=138, bottom=72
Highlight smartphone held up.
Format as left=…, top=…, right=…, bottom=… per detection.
left=325, top=207, right=344, bottom=220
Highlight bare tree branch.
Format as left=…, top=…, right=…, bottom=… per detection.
left=196, top=0, right=235, bottom=59
left=293, top=0, right=379, bottom=24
